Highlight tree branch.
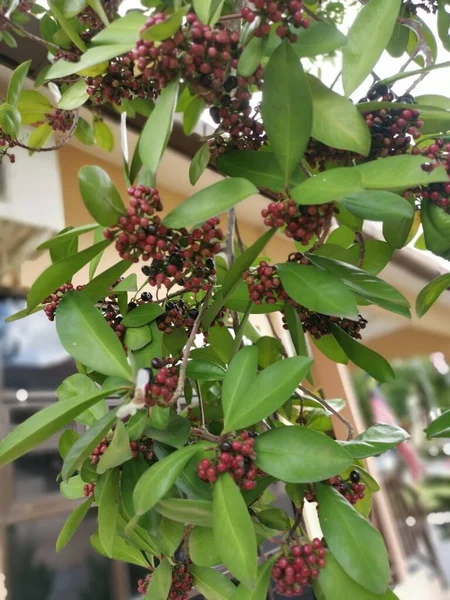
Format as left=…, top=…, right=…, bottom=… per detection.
left=191, top=427, right=222, bottom=443
left=1, top=15, right=78, bottom=58
left=14, top=112, right=79, bottom=153
left=297, top=384, right=354, bottom=440
left=355, top=231, right=365, bottom=268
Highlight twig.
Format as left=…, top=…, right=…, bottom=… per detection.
left=298, top=384, right=354, bottom=440
left=196, top=381, right=205, bottom=428
left=219, top=12, right=242, bottom=21
left=155, top=288, right=188, bottom=303
left=287, top=508, right=303, bottom=539
left=302, top=5, right=321, bottom=21
left=1, top=15, right=78, bottom=58
left=265, top=315, right=288, bottom=357
left=169, top=287, right=214, bottom=406
left=330, top=70, right=341, bottom=91
left=355, top=231, right=365, bottom=268
left=191, top=427, right=222, bottom=443
left=226, top=208, right=236, bottom=267
left=234, top=216, right=245, bottom=254
left=231, top=302, right=253, bottom=354
left=15, top=112, right=79, bottom=153
left=309, top=216, right=332, bottom=253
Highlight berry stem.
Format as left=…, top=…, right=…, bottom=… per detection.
left=355, top=231, right=365, bottom=269
left=218, top=12, right=242, bottom=20
left=287, top=507, right=304, bottom=539
left=14, top=111, right=80, bottom=153
left=297, top=384, right=354, bottom=440
left=191, top=427, right=222, bottom=442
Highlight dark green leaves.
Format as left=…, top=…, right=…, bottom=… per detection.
left=97, top=420, right=133, bottom=474
left=342, top=0, right=401, bottom=96
left=56, top=292, right=132, bottom=380
left=221, top=346, right=259, bottom=429
left=133, top=442, right=209, bottom=515
left=425, top=410, right=450, bottom=439
left=189, top=143, right=210, bottom=185
left=277, top=263, right=359, bottom=319
left=316, top=484, right=390, bottom=595
left=186, top=360, right=226, bottom=381
left=338, top=191, right=414, bottom=223
left=79, top=166, right=125, bottom=226
left=292, top=21, right=346, bottom=57
left=164, top=178, right=257, bottom=228
left=56, top=497, right=93, bottom=551
left=139, top=79, right=179, bottom=177
left=122, top=303, right=163, bottom=327
left=238, top=37, right=266, bottom=77
left=340, top=424, right=409, bottom=459
left=213, top=474, right=257, bottom=588
left=222, top=356, right=313, bottom=433
left=124, top=325, right=153, bottom=351
left=261, top=41, right=312, bottom=184
left=97, top=469, right=120, bottom=557
left=331, top=324, right=395, bottom=382
left=254, top=426, right=353, bottom=483
left=421, top=200, right=450, bottom=259
left=416, top=273, right=450, bottom=317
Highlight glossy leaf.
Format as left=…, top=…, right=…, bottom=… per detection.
left=58, top=79, right=89, bottom=109
left=316, top=483, right=390, bottom=594
left=278, top=263, right=359, bottom=319
left=342, top=0, right=401, bottom=96
left=57, top=373, right=107, bottom=426
left=221, top=345, right=259, bottom=429
left=94, top=119, right=115, bottom=152
left=144, top=559, right=172, bottom=600
left=0, top=104, right=21, bottom=138
left=82, top=260, right=131, bottom=304
left=339, top=190, right=413, bottom=223
left=97, top=420, right=133, bottom=474
left=56, top=497, right=93, bottom=551
left=189, top=527, right=222, bottom=567
left=164, top=178, right=257, bottom=228
left=331, top=324, right=395, bottom=382
left=193, top=0, right=211, bottom=23
left=90, top=531, right=150, bottom=568
left=213, top=474, right=258, bottom=588
left=183, top=96, right=205, bottom=135
left=186, top=359, right=226, bottom=381
left=49, top=1, right=87, bottom=51
left=124, top=325, right=152, bottom=351
left=122, top=303, right=163, bottom=327
left=425, top=410, right=450, bottom=439
left=38, top=224, right=99, bottom=251
left=92, top=12, right=147, bottom=45
left=75, top=117, right=95, bottom=145
left=58, top=429, right=80, bottom=459
left=60, top=474, right=85, bottom=499
left=189, top=142, right=210, bottom=185
left=190, top=566, right=236, bottom=600
left=238, top=37, right=266, bottom=77
left=97, top=468, right=120, bottom=557
left=56, top=292, right=132, bottom=380
left=229, top=554, right=276, bottom=600
left=28, top=123, right=53, bottom=151
left=283, top=301, right=309, bottom=358
left=158, top=517, right=185, bottom=556
left=416, top=273, right=450, bottom=317
left=421, top=200, right=450, bottom=259
left=261, top=41, right=312, bottom=184
left=133, top=442, right=209, bottom=515
left=223, top=356, right=313, bottom=433
left=156, top=498, right=213, bottom=527
left=18, top=90, right=52, bottom=124
left=7, top=60, right=31, bottom=107
left=79, top=165, right=125, bottom=226
left=341, top=424, right=409, bottom=459
left=312, top=333, right=349, bottom=365
left=254, top=426, right=353, bottom=483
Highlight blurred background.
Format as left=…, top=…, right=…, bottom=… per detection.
left=1, top=1, right=450, bottom=599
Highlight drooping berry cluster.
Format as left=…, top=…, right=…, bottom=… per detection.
left=91, top=435, right=153, bottom=465
left=305, top=138, right=355, bottom=172
left=262, top=199, right=336, bottom=244
left=144, top=358, right=179, bottom=406
left=241, top=0, right=310, bottom=40
left=156, top=300, right=198, bottom=335
left=412, top=138, right=450, bottom=212
left=243, top=261, right=287, bottom=305
left=138, top=561, right=193, bottom=598
left=197, top=432, right=264, bottom=490
left=43, top=283, right=84, bottom=321
left=46, top=108, right=76, bottom=132
left=305, top=471, right=366, bottom=506
left=209, top=100, right=266, bottom=154
left=282, top=303, right=368, bottom=340
left=83, top=483, right=96, bottom=497
left=272, top=539, right=327, bottom=597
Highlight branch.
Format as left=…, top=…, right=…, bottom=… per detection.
left=302, top=5, right=321, bottom=21
left=219, top=12, right=241, bottom=20
left=287, top=507, right=303, bottom=538
left=1, top=15, right=78, bottom=58
left=169, top=287, right=214, bottom=406
left=234, top=216, right=245, bottom=254
left=309, top=215, right=333, bottom=253
left=226, top=208, right=236, bottom=267
left=14, top=112, right=79, bottom=153
left=355, top=232, right=365, bottom=269
left=191, top=427, right=222, bottom=443
left=297, top=384, right=354, bottom=440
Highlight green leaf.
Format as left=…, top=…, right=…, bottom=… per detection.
left=256, top=336, right=282, bottom=368
left=0, top=103, right=21, bottom=138
left=156, top=498, right=213, bottom=527
left=18, top=89, right=52, bottom=124
left=144, top=559, right=172, bottom=600
left=2, top=30, right=17, bottom=48
left=64, top=0, right=88, bottom=18
left=49, top=1, right=87, bottom=51
left=122, top=303, right=163, bottom=327
left=60, top=474, right=85, bottom=499
left=112, top=273, right=137, bottom=292
left=7, top=60, right=31, bottom=107
left=92, top=12, right=147, bottom=45
left=26, top=240, right=110, bottom=310
left=141, top=6, right=189, bottom=41
left=416, top=273, right=450, bottom=317
left=193, top=0, right=211, bottom=23
left=97, top=420, right=133, bottom=474
left=58, top=429, right=80, bottom=459
left=216, top=151, right=305, bottom=192
left=189, top=142, right=210, bottom=185
left=261, top=41, right=312, bottom=184
left=97, top=468, right=120, bottom=557
left=229, top=557, right=275, bottom=600
left=189, top=527, right=221, bottom=567
left=283, top=301, right=309, bottom=358
left=438, top=0, right=450, bottom=51
left=27, top=123, right=53, bottom=151
left=292, top=20, right=347, bottom=57
left=254, top=426, right=353, bottom=483
left=339, top=190, right=413, bottom=223
left=331, top=324, right=394, bottom=382
left=125, top=325, right=153, bottom=351
left=342, top=0, right=401, bottom=96
left=425, top=410, right=450, bottom=439
left=139, top=78, right=179, bottom=177
left=291, top=167, right=363, bottom=206
left=131, top=322, right=163, bottom=369
left=221, top=345, right=259, bottom=428
left=0, top=387, right=119, bottom=467
left=186, top=359, right=226, bottom=381
left=56, top=292, right=132, bottom=380
left=90, top=531, right=150, bottom=567
left=157, top=516, right=184, bottom=556
left=213, top=474, right=257, bottom=589
left=79, top=165, right=125, bottom=226
left=164, top=178, right=258, bottom=229
left=223, top=356, right=313, bottom=433
left=82, top=260, right=131, bottom=303
left=308, top=75, right=370, bottom=156
left=94, top=119, right=115, bottom=152
left=238, top=37, right=265, bottom=77
left=58, top=79, right=89, bottom=109
left=278, top=263, right=359, bottom=319
left=87, top=0, right=109, bottom=26
left=57, top=373, right=107, bottom=426
left=341, top=424, right=410, bottom=459
left=46, top=44, right=132, bottom=80
left=56, top=497, right=93, bottom=551
left=256, top=507, right=290, bottom=530
left=75, top=116, right=95, bottom=145
left=183, top=96, right=205, bottom=136
left=316, top=484, right=389, bottom=594
left=133, top=442, right=209, bottom=515
left=62, top=407, right=119, bottom=480
left=421, top=200, right=450, bottom=259
left=38, top=224, right=99, bottom=251
left=190, top=566, right=236, bottom=600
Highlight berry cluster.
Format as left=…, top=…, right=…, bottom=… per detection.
left=208, top=101, right=266, bottom=154
left=243, top=261, right=287, bottom=305
left=83, top=483, right=96, bottom=497
left=46, top=108, right=76, bottom=132
left=282, top=303, right=368, bottom=340
left=138, top=561, right=193, bottom=598
left=412, top=138, right=450, bottom=212
left=0, top=127, right=16, bottom=163
left=77, top=0, right=120, bottom=32
left=197, top=432, right=263, bottom=490
left=305, top=138, right=354, bottom=172
left=91, top=435, right=153, bottom=465
left=156, top=300, right=198, bottom=335
left=241, top=0, right=310, bottom=40
left=43, top=283, right=83, bottom=321
left=272, top=539, right=327, bottom=597
left=305, top=470, right=366, bottom=506
left=144, top=358, right=179, bottom=405
left=262, top=199, right=336, bottom=244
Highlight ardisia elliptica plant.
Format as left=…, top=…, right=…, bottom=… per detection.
left=1, top=0, right=450, bottom=597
